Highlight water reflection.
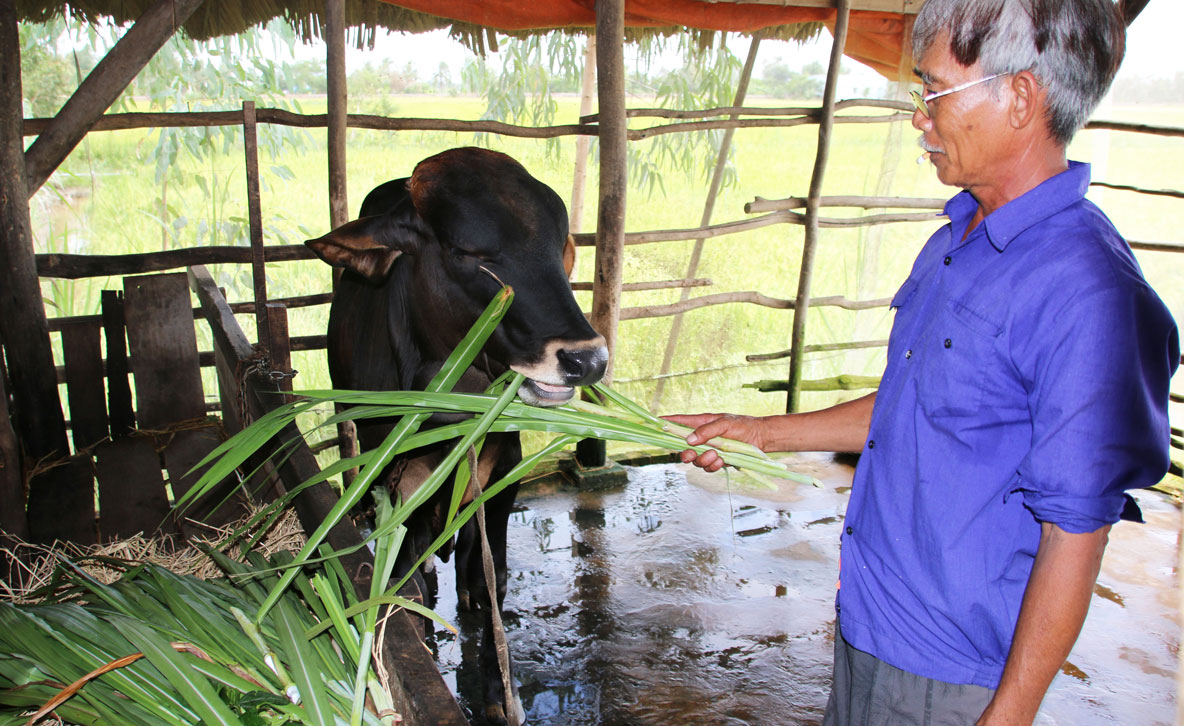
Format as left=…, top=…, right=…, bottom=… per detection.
left=433, top=454, right=1179, bottom=725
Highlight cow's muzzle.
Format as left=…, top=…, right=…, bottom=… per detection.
left=513, top=339, right=608, bottom=407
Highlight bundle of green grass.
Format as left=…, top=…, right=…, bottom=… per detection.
left=1, top=287, right=810, bottom=725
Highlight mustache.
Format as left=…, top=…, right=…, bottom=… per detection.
left=917, top=137, right=943, bottom=154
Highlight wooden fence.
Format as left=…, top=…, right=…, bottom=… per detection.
left=24, top=93, right=1184, bottom=477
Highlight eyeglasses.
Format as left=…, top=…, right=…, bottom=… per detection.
left=910, top=73, right=1005, bottom=117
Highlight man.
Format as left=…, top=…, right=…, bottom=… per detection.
left=667, top=1, right=1179, bottom=724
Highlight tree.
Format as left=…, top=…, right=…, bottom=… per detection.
left=759, top=59, right=823, bottom=99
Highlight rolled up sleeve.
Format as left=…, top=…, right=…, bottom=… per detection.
left=1015, top=280, right=1179, bottom=534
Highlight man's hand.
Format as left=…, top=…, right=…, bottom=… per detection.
left=663, top=392, right=878, bottom=472
left=661, top=413, right=767, bottom=472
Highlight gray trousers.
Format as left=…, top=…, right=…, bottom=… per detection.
left=823, top=625, right=996, bottom=726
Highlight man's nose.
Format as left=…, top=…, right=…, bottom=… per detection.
left=911, top=107, right=931, bottom=132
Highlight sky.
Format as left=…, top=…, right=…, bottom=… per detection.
left=312, top=0, right=1184, bottom=96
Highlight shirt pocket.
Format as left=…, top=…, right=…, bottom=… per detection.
left=917, top=298, right=1004, bottom=418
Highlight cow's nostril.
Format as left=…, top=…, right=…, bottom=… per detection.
left=556, top=346, right=608, bottom=386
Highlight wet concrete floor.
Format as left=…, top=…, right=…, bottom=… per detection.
left=431, top=453, right=1180, bottom=725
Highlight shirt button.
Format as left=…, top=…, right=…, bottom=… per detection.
left=867, top=440, right=875, bottom=449
left=905, top=349, right=912, bottom=359
left=846, top=526, right=854, bottom=535
left=944, top=256, right=952, bottom=266
left=944, top=338, right=952, bottom=348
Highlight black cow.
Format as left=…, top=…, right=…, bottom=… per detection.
left=305, top=147, right=607, bottom=723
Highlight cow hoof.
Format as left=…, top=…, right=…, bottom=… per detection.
left=484, top=703, right=507, bottom=725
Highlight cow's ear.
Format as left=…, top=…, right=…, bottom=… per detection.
left=563, top=234, right=577, bottom=280
left=305, top=216, right=404, bottom=282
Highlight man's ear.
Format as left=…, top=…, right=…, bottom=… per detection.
left=563, top=234, right=577, bottom=280
left=305, top=206, right=426, bottom=282
left=1008, top=70, right=1044, bottom=131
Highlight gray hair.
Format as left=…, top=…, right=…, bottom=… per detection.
left=912, top=0, right=1125, bottom=145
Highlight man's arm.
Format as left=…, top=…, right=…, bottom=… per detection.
left=977, top=521, right=1111, bottom=726
left=664, top=392, right=876, bottom=472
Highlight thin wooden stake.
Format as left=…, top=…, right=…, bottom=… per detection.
left=244, top=101, right=270, bottom=347
left=651, top=32, right=763, bottom=412
left=787, top=1, right=851, bottom=413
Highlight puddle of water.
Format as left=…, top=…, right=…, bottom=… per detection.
left=429, top=452, right=1179, bottom=725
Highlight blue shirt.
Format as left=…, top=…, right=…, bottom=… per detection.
left=837, top=162, right=1179, bottom=689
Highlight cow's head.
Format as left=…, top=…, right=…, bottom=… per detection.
left=306, top=147, right=608, bottom=406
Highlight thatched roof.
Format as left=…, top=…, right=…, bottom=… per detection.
left=15, top=0, right=827, bottom=56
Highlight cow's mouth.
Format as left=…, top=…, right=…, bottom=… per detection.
left=519, top=378, right=576, bottom=407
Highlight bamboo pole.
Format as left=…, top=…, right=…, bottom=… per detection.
left=581, top=98, right=911, bottom=121
left=22, top=0, right=205, bottom=196
left=651, top=32, right=763, bottom=412
left=623, top=292, right=892, bottom=320
left=787, top=0, right=851, bottom=413
left=243, top=101, right=270, bottom=348
left=747, top=194, right=948, bottom=213
left=747, top=338, right=890, bottom=362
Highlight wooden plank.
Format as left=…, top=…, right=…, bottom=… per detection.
left=124, top=272, right=245, bottom=529
left=94, top=436, right=174, bottom=541
left=188, top=265, right=467, bottom=726
left=190, top=266, right=355, bottom=544
left=26, top=459, right=97, bottom=545
left=123, top=272, right=205, bottom=428
left=22, top=0, right=206, bottom=195
left=266, top=303, right=294, bottom=396
left=164, top=425, right=247, bottom=532
left=101, top=290, right=136, bottom=438
left=61, top=320, right=109, bottom=450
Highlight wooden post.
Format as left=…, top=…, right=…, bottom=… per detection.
left=244, top=101, right=270, bottom=347
left=577, top=0, right=626, bottom=470
left=266, top=303, right=294, bottom=397
left=0, top=338, right=28, bottom=546
left=325, top=0, right=358, bottom=483
left=0, top=0, right=71, bottom=491
left=569, top=35, right=597, bottom=234
left=786, top=1, right=851, bottom=413
left=22, top=0, right=206, bottom=196
left=326, top=0, right=349, bottom=229
left=651, top=33, right=762, bottom=412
